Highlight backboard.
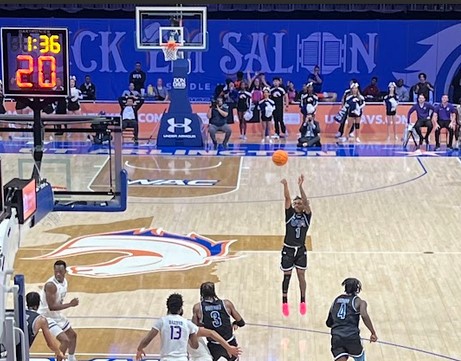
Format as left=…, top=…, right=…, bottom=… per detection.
left=135, top=6, right=207, bottom=51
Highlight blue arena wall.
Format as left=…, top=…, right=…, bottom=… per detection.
left=1, top=18, right=461, bottom=100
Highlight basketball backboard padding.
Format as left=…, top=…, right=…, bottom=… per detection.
left=135, top=6, right=207, bottom=51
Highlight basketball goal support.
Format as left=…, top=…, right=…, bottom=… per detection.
left=135, top=6, right=208, bottom=148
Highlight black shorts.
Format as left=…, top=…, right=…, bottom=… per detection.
left=280, top=245, right=307, bottom=271
left=208, top=337, right=238, bottom=361
left=15, top=100, right=28, bottom=110
left=331, top=334, right=363, bottom=360
left=386, top=110, right=396, bottom=116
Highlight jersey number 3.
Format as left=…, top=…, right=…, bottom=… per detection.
left=337, top=303, right=347, bottom=320
left=170, top=325, right=182, bottom=340
left=210, top=310, right=222, bottom=328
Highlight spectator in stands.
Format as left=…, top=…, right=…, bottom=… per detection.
left=384, top=82, right=399, bottom=141
left=67, top=76, right=83, bottom=115
left=395, top=79, right=410, bottom=102
left=80, top=75, right=96, bottom=101
left=339, top=82, right=365, bottom=143
left=248, top=71, right=270, bottom=89
left=236, top=80, right=251, bottom=140
left=412, top=72, right=434, bottom=102
left=286, top=81, right=297, bottom=104
left=119, top=96, right=144, bottom=145
left=129, top=62, right=146, bottom=94
left=122, top=83, right=141, bottom=98
left=362, top=76, right=380, bottom=101
left=0, top=80, right=6, bottom=114
left=207, top=97, right=231, bottom=149
left=307, top=65, right=337, bottom=102
left=151, top=78, right=169, bottom=101
left=433, top=94, right=457, bottom=150
left=407, top=93, right=435, bottom=149
left=233, top=71, right=244, bottom=90
left=53, top=77, right=68, bottom=135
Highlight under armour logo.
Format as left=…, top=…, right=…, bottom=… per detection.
left=167, top=118, right=192, bottom=133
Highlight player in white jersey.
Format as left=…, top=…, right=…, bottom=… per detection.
left=188, top=327, right=241, bottom=361
left=39, top=260, right=79, bottom=361
left=136, top=293, right=199, bottom=361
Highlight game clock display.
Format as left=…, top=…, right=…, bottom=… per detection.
left=1, top=27, right=69, bottom=97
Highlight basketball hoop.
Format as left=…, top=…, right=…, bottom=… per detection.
left=162, top=40, right=180, bottom=61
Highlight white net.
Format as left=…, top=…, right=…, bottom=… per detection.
left=162, top=42, right=179, bottom=61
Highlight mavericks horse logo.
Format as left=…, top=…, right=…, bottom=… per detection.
left=26, top=228, right=236, bottom=278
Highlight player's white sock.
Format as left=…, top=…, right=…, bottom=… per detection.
left=68, top=354, right=77, bottom=361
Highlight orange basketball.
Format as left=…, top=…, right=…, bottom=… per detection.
left=272, top=150, right=289, bottom=166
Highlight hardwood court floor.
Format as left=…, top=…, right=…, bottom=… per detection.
left=5, top=153, right=461, bottom=361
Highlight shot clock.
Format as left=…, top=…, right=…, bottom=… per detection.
left=1, top=27, right=69, bottom=97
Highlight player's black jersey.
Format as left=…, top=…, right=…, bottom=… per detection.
left=201, top=299, right=233, bottom=342
left=270, top=87, right=286, bottom=108
left=26, top=310, right=40, bottom=346
left=283, top=206, right=311, bottom=247
left=328, top=294, right=361, bottom=338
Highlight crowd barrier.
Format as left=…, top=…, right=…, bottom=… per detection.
left=3, top=102, right=414, bottom=139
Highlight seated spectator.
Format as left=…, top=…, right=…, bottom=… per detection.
left=307, top=65, right=337, bottom=102
left=207, top=97, right=231, bottom=149
left=412, top=72, right=434, bottom=102
left=118, top=96, right=144, bottom=145
left=297, top=117, right=321, bottom=148
left=362, top=76, right=380, bottom=101
left=122, top=83, right=141, bottom=98
left=80, top=75, right=96, bottom=100
left=407, top=93, right=435, bottom=149
left=151, top=78, right=169, bottom=101
left=395, top=79, right=410, bottom=102
left=286, top=81, right=297, bottom=104
left=433, top=94, right=457, bottom=150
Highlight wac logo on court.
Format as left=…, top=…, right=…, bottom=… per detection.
left=25, top=229, right=236, bottom=278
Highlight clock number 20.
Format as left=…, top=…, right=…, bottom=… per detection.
left=16, top=55, right=56, bottom=88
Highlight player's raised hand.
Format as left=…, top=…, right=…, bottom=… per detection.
left=370, top=333, right=378, bottom=343
left=281, top=179, right=288, bottom=186
left=135, top=349, right=146, bottom=361
left=298, top=174, right=305, bottom=186
left=226, top=345, right=242, bottom=358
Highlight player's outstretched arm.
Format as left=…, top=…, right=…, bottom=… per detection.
left=36, top=316, right=65, bottom=361
left=188, top=331, right=199, bottom=350
left=136, top=328, right=158, bottom=361
left=45, top=283, right=79, bottom=311
left=281, top=179, right=291, bottom=209
left=198, top=328, right=241, bottom=358
left=358, top=299, right=378, bottom=342
left=298, top=175, right=311, bottom=214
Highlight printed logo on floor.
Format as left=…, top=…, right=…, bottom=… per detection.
left=25, top=228, right=236, bottom=278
